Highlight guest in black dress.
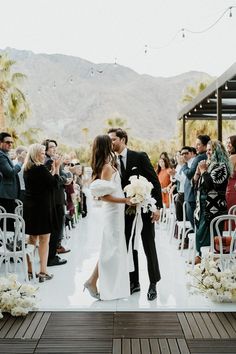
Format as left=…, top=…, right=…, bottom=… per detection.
left=23, top=143, right=61, bottom=282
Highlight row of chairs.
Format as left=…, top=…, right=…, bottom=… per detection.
left=159, top=196, right=236, bottom=270
left=0, top=201, right=37, bottom=282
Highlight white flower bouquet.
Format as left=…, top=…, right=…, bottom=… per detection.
left=0, top=274, right=38, bottom=318
left=187, top=253, right=236, bottom=302
left=124, top=175, right=157, bottom=214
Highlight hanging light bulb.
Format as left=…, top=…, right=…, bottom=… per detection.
left=144, top=44, right=148, bottom=54
left=215, top=92, right=217, bottom=98
left=199, top=104, right=202, bottom=108
left=225, top=82, right=228, bottom=90
left=188, top=112, right=191, bottom=116
left=38, top=87, right=41, bottom=94
left=69, top=76, right=73, bottom=84
left=90, top=67, right=94, bottom=76
left=194, top=108, right=197, bottom=112
left=229, top=6, right=233, bottom=18
left=181, top=28, right=185, bottom=38
left=207, top=98, right=210, bottom=103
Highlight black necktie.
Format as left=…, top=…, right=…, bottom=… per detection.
left=118, top=155, right=126, bottom=178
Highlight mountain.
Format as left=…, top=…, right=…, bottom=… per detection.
left=1, top=47, right=212, bottom=145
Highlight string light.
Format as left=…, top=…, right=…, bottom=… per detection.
left=229, top=6, right=233, bottom=17
left=144, top=44, right=148, bottom=54
left=225, top=83, right=228, bottom=90
left=207, top=98, right=210, bottom=103
left=181, top=29, right=185, bottom=38
left=199, top=104, right=202, bottom=108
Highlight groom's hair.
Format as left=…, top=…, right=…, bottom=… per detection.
left=107, top=128, right=128, bottom=144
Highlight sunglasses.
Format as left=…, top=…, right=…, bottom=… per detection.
left=3, top=141, right=14, bottom=144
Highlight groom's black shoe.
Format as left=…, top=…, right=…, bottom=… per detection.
left=130, top=282, right=140, bottom=295
left=147, top=283, right=157, bottom=301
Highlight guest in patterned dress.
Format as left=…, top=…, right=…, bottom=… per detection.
left=193, top=140, right=231, bottom=264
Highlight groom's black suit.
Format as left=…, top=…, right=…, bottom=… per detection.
left=120, top=149, right=162, bottom=286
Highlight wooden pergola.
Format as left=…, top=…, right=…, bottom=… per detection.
left=178, top=62, right=236, bottom=145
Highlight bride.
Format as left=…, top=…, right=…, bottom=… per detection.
left=84, top=134, right=131, bottom=300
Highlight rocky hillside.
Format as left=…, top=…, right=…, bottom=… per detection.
left=1, top=47, right=212, bottom=145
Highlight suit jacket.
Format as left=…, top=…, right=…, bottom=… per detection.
left=182, top=152, right=207, bottom=202
left=0, top=150, right=21, bottom=199
left=122, top=149, right=163, bottom=209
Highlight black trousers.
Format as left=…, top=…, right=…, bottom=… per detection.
left=48, top=204, right=65, bottom=260
left=175, top=192, right=184, bottom=221
left=125, top=211, right=161, bottom=285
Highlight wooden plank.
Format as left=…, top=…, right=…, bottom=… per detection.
left=176, top=339, right=190, bottom=354
left=14, top=312, right=36, bottom=339
left=187, top=339, right=236, bottom=353
left=192, top=313, right=211, bottom=338
left=5, top=316, right=25, bottom=338
left=140, top=339, right=150, bottom=354
left=0, top=316, right=16, bottom=338
left=122, top=339, right=131, bottom=354
left=216, top=313, right=236, bottom=338
left=168, top=339, right=180, bottom=354
left=208, top=313, right=229, bottom=339
left=0, top=339, right=37, bottom=353
left=23, top=312, right=44, bottom=339
left=35, top=339, right=112, bottom=353
left=32, top=312, right=51, bottom=339
left=131, top=339, right=141, bottom=354
left=149, top=339, right=160, bottom=354
left=158, top=339, right=170, bottom=354
left=177, top=313, right=193, bottom=339
left=200, top=313, right=220, bottom=339
left=225, top=313, right=236, bottom=332
left=185, top=313, right=202, bottom=339
left=113, top=339, right=121, bottom=354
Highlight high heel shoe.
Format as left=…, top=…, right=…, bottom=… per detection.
left=38, top=272, right=54, bottom=283
left=28, top=272, right=39, bottom=281
left=83, top=281, right=100, bottom=299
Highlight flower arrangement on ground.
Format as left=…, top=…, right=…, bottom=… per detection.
left=0, top=274, right=38, bottom=318
left=124, top=175, right=157, bottom=214
left=187, top=253, right=236, bottom=302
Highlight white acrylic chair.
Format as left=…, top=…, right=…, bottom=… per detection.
left=229, top=205, right=236, bottom=215
left=176, top=201, right=193, bottom=254
left=210, top=214, right=236, bottom=271
left=0, top=213, right=37, bottom=282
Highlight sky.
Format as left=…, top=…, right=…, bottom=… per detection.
left=1, top=0, right=236, bottom=78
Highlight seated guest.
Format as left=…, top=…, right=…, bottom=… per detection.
left=23, top=143, right=62, bottom=282
left=225, top=135, right=236, bottom=211
left=194, top=140, right=231, bottom=264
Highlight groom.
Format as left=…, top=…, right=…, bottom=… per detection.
left=108, top=128, right=162, bottom=300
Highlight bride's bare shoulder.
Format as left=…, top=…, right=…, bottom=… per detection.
left=101, top=163, right=113, bottom=179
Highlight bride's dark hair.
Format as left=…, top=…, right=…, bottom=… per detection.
left=91, top=135, right=116, bottom=180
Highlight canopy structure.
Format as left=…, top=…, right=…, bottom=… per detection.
left=178, top=62, right=236, bottom=145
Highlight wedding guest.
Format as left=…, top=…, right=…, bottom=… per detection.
left=156, top=157, right=171, bottom=208
left=0, top=132, right=23, bottom=229
left=225, top=135, right=236, bottom=211
left=182, top=134, right=210, bottom=228
left=13, top=146, right=28, bottom=202
left=194, top=140, right=231, bottom=264
left=23, top=143, right=61, bottom=282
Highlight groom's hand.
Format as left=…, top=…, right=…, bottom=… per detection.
left=151, top=210, right=160, bottom=223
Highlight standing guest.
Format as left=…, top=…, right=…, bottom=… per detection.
left=194, top=140, right=231, bottom=264
left=108, top=128, right=162, bottom=301
left=23, top=143, right=61, bottom=281
left=182, top=135, right=210, bottom=228
left=13, top=146, right=28, bottom=202
left=156, top=157, right=171, bottom=208
left=225, top=135, right=236, bottom=211
left=42, top=139, right=70, bottom=266
left=0, top=132, right=23, bottom=229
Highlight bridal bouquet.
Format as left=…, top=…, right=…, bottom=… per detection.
left=0, top=274, right=38, bottom=318
left=124, top=175, right=157, bottom=214
left=186, top=253, right=236, bottom=302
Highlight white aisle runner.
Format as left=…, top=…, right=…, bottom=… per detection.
left=2, top=190, right=236, bottom=312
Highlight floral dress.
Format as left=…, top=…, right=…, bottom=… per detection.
left=194, top=163, right=230, bottom=255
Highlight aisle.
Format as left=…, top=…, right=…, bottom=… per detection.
left=36, top=200, right=236, bottom=312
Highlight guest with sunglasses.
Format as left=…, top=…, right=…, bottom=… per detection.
left=0, top=132, right=24, bottom=229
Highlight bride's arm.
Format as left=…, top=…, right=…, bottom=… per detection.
left=100, top=164, right=130, bottom=204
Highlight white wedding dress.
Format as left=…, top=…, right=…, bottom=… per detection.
left=90, top=171, right=130, bottom=300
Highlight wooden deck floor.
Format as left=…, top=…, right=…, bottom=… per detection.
left=0, top=311, right=236, bottom=353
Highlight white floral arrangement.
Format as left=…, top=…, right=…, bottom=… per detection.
left=0, top=274, right=38, bottom=318
left=124, top=175, right=157, bottom=213
left=187, top=253, right=236, bottom=302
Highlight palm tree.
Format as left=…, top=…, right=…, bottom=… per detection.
left=104, top=117, right=127, bottom=129
left=0, top=53, right=29, bottom=130
left=181, top=80, right=210, bottom=105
